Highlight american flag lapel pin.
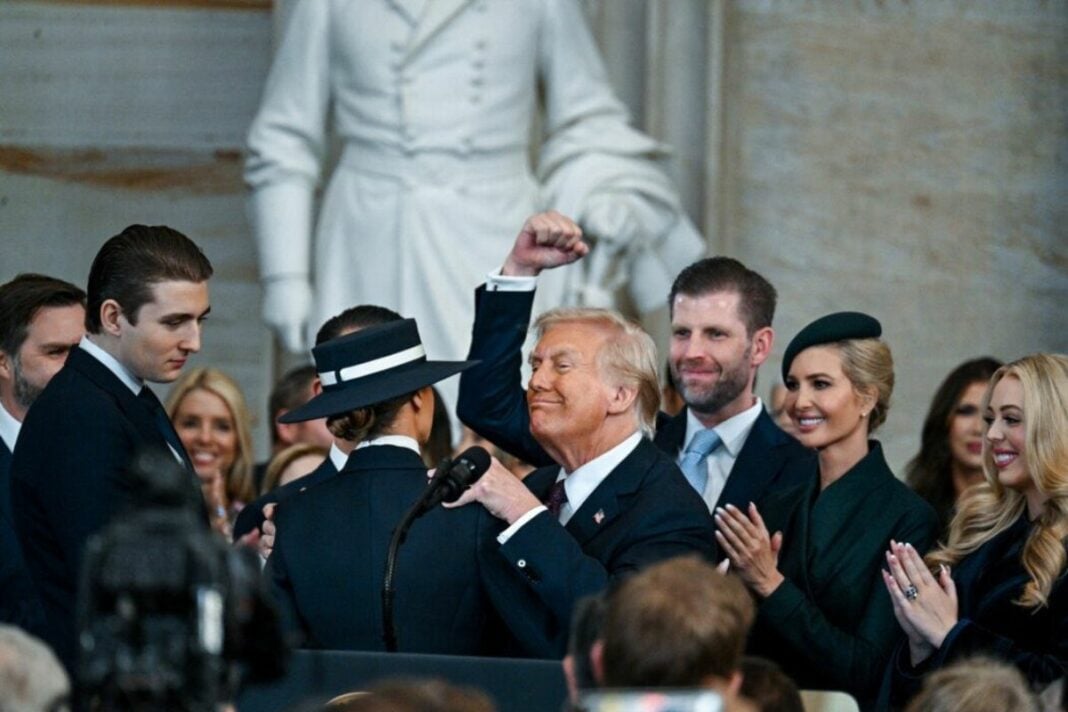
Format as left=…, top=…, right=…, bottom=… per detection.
left=593, top=509, right=605, bottom=525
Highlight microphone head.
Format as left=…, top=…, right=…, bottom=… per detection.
left=437, top=446, right=491, bottom=504
left=453, top=446, right=491, bottom=481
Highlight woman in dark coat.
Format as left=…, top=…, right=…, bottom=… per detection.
left=882, top=353, right=1068, bottom=708
left=715, top=312, right=938, bottom=706
left=265, top=318, right=507, bottom=654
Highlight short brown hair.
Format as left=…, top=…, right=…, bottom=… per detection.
left=669, top=257, right=777, bottom=336
left=0, top=274, right=85, bottom=357
left=86, top=224, right=212, bottom=334
left=601, top=556, right=754, bottom=688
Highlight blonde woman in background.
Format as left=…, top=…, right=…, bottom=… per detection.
left=166, top=367, right=256, bottom=539
left=716, top=312, right=938, bottom=708
left=882, top=354, right=1068, bottom=708
left=260, top=442, right=328, bottom=496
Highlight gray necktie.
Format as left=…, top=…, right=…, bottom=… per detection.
left=679, top=429, right=722, bottom=496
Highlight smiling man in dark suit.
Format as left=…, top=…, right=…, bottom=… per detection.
left=448, top=212, right=715, bottom=656
left=0, top=274, right=86, bottom=634
left=457, top=214, right=812, bottom=524
left=10, top=225, right=212, bottom=671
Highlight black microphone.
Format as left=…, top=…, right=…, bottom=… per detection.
left=419, top=446, right=491, bottom=513
left=382, top=445, right=492, bottom=651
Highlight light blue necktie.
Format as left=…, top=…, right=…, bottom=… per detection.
left=679, top=429, right=722, bottom=496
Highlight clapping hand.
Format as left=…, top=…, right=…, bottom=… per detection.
left=881, top=540, right=958, bottom=665
left=714, top=503, right=785, bottom=598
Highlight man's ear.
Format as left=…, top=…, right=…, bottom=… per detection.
left=99, top=299, right=125, bottom=337
left=750, top=326, right=774, bottom=368
left=606, top=384, right=638, bottom=416
left=0, top=350, right=12, bottom=381
left=311, top=377, right=323, bottom=396
left=590, top=639, right=606, bottom=686
left=727, top=669, right=743, bottom=697
left=274, top=413, right=300, bottom=447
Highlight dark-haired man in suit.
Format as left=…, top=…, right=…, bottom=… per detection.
left=457, top=213, right=812, bottom=531
left=11, top=225, right=212, bottom=670
left=448, top=212, right=715, bottom=656
left=0, top=274, right=86, bottom=633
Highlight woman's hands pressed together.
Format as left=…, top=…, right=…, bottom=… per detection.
left=882, top=540, right=958, bottom=665
left=715, top=502, right=785, bottom=598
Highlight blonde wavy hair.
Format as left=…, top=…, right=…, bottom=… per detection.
left=926, top=353, right=1068, bottom=608
left=165, top=367, right=256, bottom=505
left=533, top=307, right=660, bottom=438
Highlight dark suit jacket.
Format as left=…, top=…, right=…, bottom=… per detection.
left=0, top=435, right=44, bottom=632
left=265, top=445, right=508, bottom=655
left=456, top=286, right=813, bottom=512
left=232, top=455, right=339, bottom=540
left=881, top=512, right=1068, bottom=709
left=747, top=442, right=939, bottom=706
left=10, top=346, right=202, bottom=670
left=493, top=437, right=717, bottom=657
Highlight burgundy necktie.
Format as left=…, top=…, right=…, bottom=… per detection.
left=545, top=477, right=568, bottom=517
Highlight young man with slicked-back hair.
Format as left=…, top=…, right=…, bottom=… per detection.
left=0, top=274, right=85, bottom=633
left=11, top=225, right=212, bottom=671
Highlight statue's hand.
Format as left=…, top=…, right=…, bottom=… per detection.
left=262, top=275, right=312, bottom=353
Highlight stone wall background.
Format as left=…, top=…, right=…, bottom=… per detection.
left=1, top=0, right=1065, bottom=470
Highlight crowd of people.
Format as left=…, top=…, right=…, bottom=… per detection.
left=0, top=215, right=1064, bottom=712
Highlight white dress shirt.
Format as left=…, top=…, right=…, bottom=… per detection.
left=80, top=336, right=185, bottom=464
left=682, top=399, right=764, bottom=511
left=355, top=434, right=422, bottom=456
left=498, top=431, right=643, bottom=543
left=0, top=400, right=21, bottom=453
left=79, top=336, right=141, bottom=394
left=328, top=442, right=350, bottom=470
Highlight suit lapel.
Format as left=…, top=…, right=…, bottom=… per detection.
left=565, top=439, right=654, bottom=546
left=768, top=476, right=816, bottom=595
left=716, top=411, right=785, bottom=510
left=523, top=465, right=561, bottom=503
left=67, top=349, right=165, bottom=452
left=67, top=349, right=206, bottom=519
left=406, top=0, right=476, bottom=59
left=653, top=410, right=686, bottom=458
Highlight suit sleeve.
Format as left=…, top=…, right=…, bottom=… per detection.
left=758, top=503, right=939, bottom=699
left=493, top=487, right=715, bottom=656
left=887, top=576, right=1068, bottom=705
left=456, top=286, right=554, bottom=467
left=13, top=402, right=139, bottom=588
left=263, top=528, right=307, bottom=647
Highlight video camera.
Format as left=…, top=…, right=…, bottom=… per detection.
left=76, top=450, right=285, bottom=711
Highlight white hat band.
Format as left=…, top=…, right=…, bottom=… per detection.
left=319, top=344, right=426, bottom=387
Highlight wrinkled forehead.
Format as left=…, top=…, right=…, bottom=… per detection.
left=533, top=320, right=614, bottom=360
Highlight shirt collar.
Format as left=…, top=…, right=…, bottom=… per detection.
left=561, top=431, right=643, bottom=511
left=0, top=400, right=20, bottom=452
left=80, top=335, right=143, bottom=395
left=328, top=442, right=349, bottom=470
left=355, top=434, right=422, bottom=456
left=684, top=398, right=764, bottom=457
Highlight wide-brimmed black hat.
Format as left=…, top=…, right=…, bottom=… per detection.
left=781, top=311, right=882, bottom=380
left=278, top=319, right=478, bottom=423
